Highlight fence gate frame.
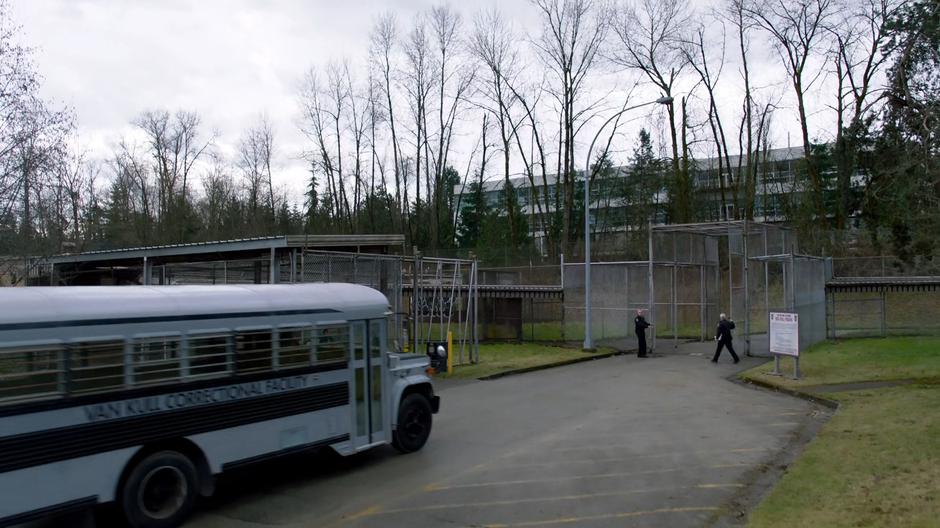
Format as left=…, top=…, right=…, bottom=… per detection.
left=649, top=220, right=808, bottom=356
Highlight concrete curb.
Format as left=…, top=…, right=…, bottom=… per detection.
left=476, top=349, right=633, bottom=380
left=733, top=375, right=840, bottom=410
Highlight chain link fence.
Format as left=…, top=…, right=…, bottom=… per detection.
left=828, top=256, right=940, bottom=338
left=829, top=290, right=940, bottom=338
left=136, top=250, right=480, bottom=364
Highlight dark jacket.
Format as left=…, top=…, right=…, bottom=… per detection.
left=634, top=315, right=650, bottom=334
left=716, top=319, right=735, bottom=342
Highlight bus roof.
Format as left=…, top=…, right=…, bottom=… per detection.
left=0, top=283, right=389, bottom=326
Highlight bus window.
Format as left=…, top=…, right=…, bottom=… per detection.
left=315, top=325, right=348, bottom=365
left=71, top=340, right=126, bottom=394
left=188, top=333, right=230, bottom=378
left=0, top=345, right=63, bottom=402
left=235, top=330, right=273, bottom=373
left=132, top=336, right=181, bottom=385
left=369, top=320, right=383, bottom=359
left=278, top=327, right=313, bottom=369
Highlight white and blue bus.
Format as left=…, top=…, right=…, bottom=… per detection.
left=0, top=283, right=440, bottom=528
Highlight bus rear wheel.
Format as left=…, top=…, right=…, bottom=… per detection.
left=121, top=450, right=199, bottom=528
left=392, top=393, right=433, bottom=453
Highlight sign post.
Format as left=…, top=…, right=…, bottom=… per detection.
left=768, top=311, right=800, bottom=379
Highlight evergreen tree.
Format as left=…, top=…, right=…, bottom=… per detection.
left=457, top=180, right=489, bottom=248
left=863, top=0, right=940, bottom=262
left=623, top=129, right=664, bottom=238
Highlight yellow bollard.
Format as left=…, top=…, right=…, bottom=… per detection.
left=447, top=331, right=453, bottom=374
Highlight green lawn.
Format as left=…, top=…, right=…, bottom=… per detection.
left=740, top=337, right=940, bottom=528
left=744, top=336, right=940, bottom=388
left=442, top=342, right=613, bottom=380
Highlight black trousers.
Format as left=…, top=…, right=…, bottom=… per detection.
left=712, top=339, right=739, bottom=362
left=637, top=331, right=647, bottom=357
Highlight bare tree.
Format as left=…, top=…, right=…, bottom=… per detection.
left=531, top=0, right=608, bottom=254
left=745, top=0, right=836, bottom=223
left=828, top=0, right=900, bottom=228
left=470, top=8, right=525, bottom=246
left=299, top=65, right=352, bottom=229
left=199, top=151, right=237, bottom=241
left=370, top=14, right=404, bottom=228
left=237, top=115, right=276, bottom=234
left=610, top=0, right=692, bottom=220
left=345, top=65, right=371, bottom=230
left=721, top=0, right=760, bottom=219
left=506, top=77, right=556, bottom=254
left=326, top=62, right=352, bottom=227
left=299, top=69, right=337, bottom=221
left=680, top=22, right=739, bottom=219
left=429, top=4, right=473, bottom=247
left=112, top=138, right=154, bottom=244
left=133, top=109, right=212, bottom=241
left=402, top=15, right=437, bottom=242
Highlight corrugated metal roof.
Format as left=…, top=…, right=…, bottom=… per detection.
left=827, top=276, right=940, bottom=292
left=45, top=235, right=406, bottom=264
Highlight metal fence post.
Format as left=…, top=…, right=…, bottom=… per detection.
left=700, top=261, right=706, bottom=342
left=269, top=247, right=277, bottom=284
left=672, top=233, right=678, bottom=348
left=880, top=288, right=887, bottom=337
left=743, top=219, right=750, bottom=356
left=290, top=250, right=297, bottom=283
left=648, top=221, right=656, bottom=352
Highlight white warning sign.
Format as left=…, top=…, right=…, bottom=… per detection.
left=769, top=312, right=800, bottom=357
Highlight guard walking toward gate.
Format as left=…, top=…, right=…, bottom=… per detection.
left=712, top=313, right=739, bottom=364
left=635, top=309, right=651, bottom=358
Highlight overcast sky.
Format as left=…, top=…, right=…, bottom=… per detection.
left=14, top=0, right=842, bottom=199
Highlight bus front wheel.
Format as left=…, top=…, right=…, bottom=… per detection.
left=392, top=393, right=433, bottom=453
left=121, top=450, right=199, bottom=528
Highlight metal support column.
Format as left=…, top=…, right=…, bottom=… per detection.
left=788, top=255, right=796, bottom=310
left=880, top=288, right=887, bottom=337
left=727, top=225, right=734, bottom=319
left=625, top=264, right=630, bottom=318
left=672, top=264, right=678, bottom=349
left=648, top=221, right=656, bottom=352
left=829, top=289, right=836, bottom=339
left=700, top=260, right=706, bottom=342
left=413, top=252, right=421, bottom=357
left=269, top=248, right=277, bottom=284
left=473, top=259, right=480, bottom=363
left=743, top=218, right=750, bottom=356
left=142, top=257, right=151, bottom=285
left=764, top=226, right=770, bottom=328
left=560, top=254, right=566, bottom=342
left=672, top=233, right=678, bottom=349
left=290, top=250, right=297, bottom=283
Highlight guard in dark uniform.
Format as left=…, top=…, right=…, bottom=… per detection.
left=712, top=313, right=739, bottom=363
left=635, top=309, right=651, bottom=358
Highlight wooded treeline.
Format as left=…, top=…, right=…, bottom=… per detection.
left=1, top=0, right=937, bottom=266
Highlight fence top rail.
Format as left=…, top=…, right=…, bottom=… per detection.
left=650, top=220, right=786, bottom=236
left=750, top=253, right=828, bottom=262
left=563, top=260, right=650, bottom=266
left=304, top=249, right=476, bottom=265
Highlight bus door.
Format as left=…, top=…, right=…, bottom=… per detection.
left=350, top=319, right=388, bottom=449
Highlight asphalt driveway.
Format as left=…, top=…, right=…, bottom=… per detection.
left=183, top=348, right=826, bottom=528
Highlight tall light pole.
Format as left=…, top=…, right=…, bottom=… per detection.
left=583, top=95, right=673, bottom=351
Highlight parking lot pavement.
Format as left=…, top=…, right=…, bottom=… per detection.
left=185, top=351, right=826, bottom=528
